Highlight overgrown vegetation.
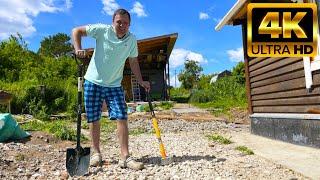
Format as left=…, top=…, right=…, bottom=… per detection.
left=235, top=146, right=254, bottom=155
left=171, top=59, right=247, bottom=114
left=0, top=33, right=78, bottom=118
left=21, top=119, right=87, bottom=141
left=207, top=134, right=232, bottom=144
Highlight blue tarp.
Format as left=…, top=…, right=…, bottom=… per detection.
left=0, top=113, right=30, bottom=142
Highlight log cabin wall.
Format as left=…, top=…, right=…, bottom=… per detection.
left=249, top=57, right=320, bottom=114
left=242, top=23, right=320, bottom=114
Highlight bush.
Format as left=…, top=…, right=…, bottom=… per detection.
left=190, top=76, right=247, bottom=112
left=170, top=87, right=190, bottom=103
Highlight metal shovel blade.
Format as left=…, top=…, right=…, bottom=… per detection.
left=66, top=147, right=90, bottom=177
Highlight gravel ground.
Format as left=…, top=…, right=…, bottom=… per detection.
left=0, top=115, right=308, bottom=180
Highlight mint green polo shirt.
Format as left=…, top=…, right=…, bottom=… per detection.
left=84, top=23, right=138, bottom=87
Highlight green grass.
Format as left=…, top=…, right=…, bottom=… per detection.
left=207, top=134, right=232, bottom=144
left=235, top=146, right=254, bottom=155
left=100, top=118, right=117, bottom=134
left=81, top=121, right=89, bottom=129
left=129, top=127, right=146, bottom=136
left=158, top=101, right=174, bottom=110
left=21, top=119, right=87, bottom=141
left=15, top=153, right=26, bottom=161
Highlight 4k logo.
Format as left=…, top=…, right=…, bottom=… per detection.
left=247, top=3, right=318, bottom=57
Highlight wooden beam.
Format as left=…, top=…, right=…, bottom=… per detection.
left=252, top=86, right=320, bottom=100
left=249, top=57, right=283, bottom=72
left=253, top=105, right=320, bottom=113
left=250, top=61, right=304, bottom=83
left=251, top=73, right=320, bottom=95
left=249, top=57, right=301, bottom=78
left=252, top=96, right=320, bottom=106
left=251, top=69, right=305, bottom=88
left=242, top=22, right=253, bottom=114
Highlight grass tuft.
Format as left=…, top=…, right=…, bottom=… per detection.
left=235, top=146, right=254, bottom=155
left=207, top=134, right=232, bottom=144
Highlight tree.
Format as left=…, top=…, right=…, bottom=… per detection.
left=232, top=61, right=245, bottom=84
left=38, top=33, right=73, bottom=58
left=178, top=59, right=203, bottom=89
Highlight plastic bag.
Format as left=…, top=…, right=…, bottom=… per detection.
left=0, top=113, right=30, bottom=142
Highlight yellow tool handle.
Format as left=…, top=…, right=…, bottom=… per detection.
left=152, top=118, right=167, bottom=158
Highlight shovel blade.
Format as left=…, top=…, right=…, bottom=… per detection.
left=66, top=147, right=90, bottom=177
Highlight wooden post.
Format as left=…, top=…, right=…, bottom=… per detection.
left=167, top=56, right=170, bottom=100
left=242, top=21, right=253, bottom=114
left=164, top=64, right=168, bottom=101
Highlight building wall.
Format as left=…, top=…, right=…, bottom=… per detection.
left=122, top=69, right=165, bottom=101
left=247, top=56, right=320, bottom=113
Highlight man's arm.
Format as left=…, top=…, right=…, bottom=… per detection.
left=129, top=57, right=151, bottom=92
left=72, top=26, right=87, bottom=57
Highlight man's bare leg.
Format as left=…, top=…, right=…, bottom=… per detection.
left=117, top=120, right=129, bottom=159
left=90, top=121, right=101, bottom=153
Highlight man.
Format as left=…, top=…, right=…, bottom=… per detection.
left=72, top=8, right=150, bottom=170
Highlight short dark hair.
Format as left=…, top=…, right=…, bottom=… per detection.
left=113, top=9, right=131, bottom=23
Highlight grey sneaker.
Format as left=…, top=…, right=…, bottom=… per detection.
left=90, top=153, right=102, bottom=167
left=118, top=156, right=144, bottom=170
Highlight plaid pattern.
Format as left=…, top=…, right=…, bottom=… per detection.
left=84, top=80, right=127, bottom=123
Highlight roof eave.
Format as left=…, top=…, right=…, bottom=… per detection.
left=215, top=0, right=248, bottom=31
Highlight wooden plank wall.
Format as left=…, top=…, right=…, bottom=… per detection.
left=248, top=57, right=320, bottom=113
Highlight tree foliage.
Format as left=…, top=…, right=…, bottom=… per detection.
left=231, top=61, right=245, bottom=84
left=178, top=59, right=203, bottom=90
left=0, top=33, right=77, bottom=117
left=38, top=33, right=73, bottom=58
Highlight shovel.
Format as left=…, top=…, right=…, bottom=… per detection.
left=66, top=53, right=90, bottom=176
left=147, top=92, right=174, bottom=165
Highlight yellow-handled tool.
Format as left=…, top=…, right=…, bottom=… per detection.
left=147, top=92, right=173, bottom=165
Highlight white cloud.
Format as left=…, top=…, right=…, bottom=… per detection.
left=170, top=74, right=181, bottom=88
left=169, top=48, right=208, bottom=68
left=102, top=0, right=120, bottom=16
left=199, top=12, right=209, bottom=20
left=0, top=0, right=72, bottom=39
left=227, top=47, right=244, bottom=62
left=130, top=2, right=147, bottom=17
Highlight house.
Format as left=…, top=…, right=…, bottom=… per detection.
left=83, top=33, right=178, bottom=102
left=210, top=70, right=232, bottom=84
left=216, top=0, right=320, bottom=148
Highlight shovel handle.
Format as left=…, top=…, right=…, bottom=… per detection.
left=74, top=55, right=83, bottom=150
left=148, top=92, right=168, bottom=159
left=147, top=92, right=155, bottom=117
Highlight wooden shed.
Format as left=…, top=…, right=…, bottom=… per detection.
left=216, top=0, right=320, bottom=147
left=122, top=33, right=178, bottom=102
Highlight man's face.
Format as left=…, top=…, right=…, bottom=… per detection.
left=112, top=14, right=130, bottom=38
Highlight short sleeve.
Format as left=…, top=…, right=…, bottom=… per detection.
left=86, top=23, right=108, bottom=39
left=129, top=36, right=138, bottom=58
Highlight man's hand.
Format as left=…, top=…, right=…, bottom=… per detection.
left=139, top=81, right=151, bottom=92
left=76, top=49, right=86, bottom=59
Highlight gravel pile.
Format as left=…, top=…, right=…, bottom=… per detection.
left=0, top=118, right=307, bottom=179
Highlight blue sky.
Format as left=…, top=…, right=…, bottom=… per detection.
left=0, top=0, right=244, bottom=87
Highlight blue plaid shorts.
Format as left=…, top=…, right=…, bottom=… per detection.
left=84, top=80, right=127, bottom=123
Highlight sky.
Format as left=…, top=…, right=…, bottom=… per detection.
left=0, top=0, right=244, bottom=87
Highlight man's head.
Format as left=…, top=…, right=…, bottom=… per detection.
left=112, top=9, right=131, bottom=39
